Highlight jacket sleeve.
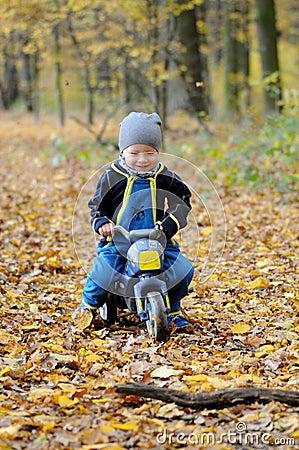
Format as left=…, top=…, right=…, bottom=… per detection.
left=88, top=170, right=113, bottom=234
left=158, top=172, right=192, bottom=238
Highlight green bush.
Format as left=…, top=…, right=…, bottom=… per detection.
left=173, top=111, right=299, bottom=192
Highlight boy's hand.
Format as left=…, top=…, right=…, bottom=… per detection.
left=99, top=222, right=114, bottom=237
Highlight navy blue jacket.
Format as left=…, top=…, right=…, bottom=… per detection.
left=88, top=160, right=192, bottom=239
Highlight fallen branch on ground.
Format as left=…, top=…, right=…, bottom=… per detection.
left=116, top=382, right=299, bottom=409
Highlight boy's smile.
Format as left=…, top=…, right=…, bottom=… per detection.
left=122, top=144, right=159, bottom=172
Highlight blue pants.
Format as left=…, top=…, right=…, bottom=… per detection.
left=82, top=241, right=194, bottom=313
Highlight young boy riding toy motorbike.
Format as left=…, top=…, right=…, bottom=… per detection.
left=74, top=112, right=194, bottom=335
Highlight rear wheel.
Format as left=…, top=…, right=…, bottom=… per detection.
left=145, top=292, right=169, bottom=342
left=99, top=293, right=118, bottom=325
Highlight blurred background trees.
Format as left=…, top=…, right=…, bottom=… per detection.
left=0, top=0, right=298, bottom=126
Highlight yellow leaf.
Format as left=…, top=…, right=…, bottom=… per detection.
left=199, top=382, right=214, bottom=391
left=250, top=277, right=269, bottom=289
left=235, top=374, right=263, bottom=384
left=201, top=226, right=212, bottom=236
left=81, top=445, right=125, bottom=450
left=207, top=376, right=232, bottom=389
left=92, top=338, right=108, bottom=347
left=0, top=331, right=16, bottom=344
left=110, top=420, right=139, bottom=431
left=87, top=353, right=101, bottom=362
left=242, top=412, right=261, bottom=423
left=100, top=424, right=115, bottom=433
left=21, top=324, right=39, bottom=331
left=47, top=256, right=61, bottom=268
left=183, top=374, right=208, bottom=382
left=92, top=398, right=111, bottom=403
left=42, top=343, right=66, bottom=353
left=72, top=308, right=93, bottom=330
left=42, top=421, right=56, bottom=433
left=57, top=394, right=79, bottom=408
left=45, top=373, right=70, bottom=385
left=255, top=344, right=275, bottom=358
left=0, top=367, right=11, bottom=377
left=5, top=290, right=19, bottom=298
left=231, top=323, right=251, bottom=334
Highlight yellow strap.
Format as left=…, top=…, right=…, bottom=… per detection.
left=114, top=163, right=164, bottom=226
left=116, top=176, right=137, bottom=224
left=168, top=213, right=180, bottom=232
left=155, top=163, right=164, bottom=177
left=148, top=177, right=157, bottom=223
left=147, top=163, right=163, bottom=224
left=111, top=162, right=128, bottom=177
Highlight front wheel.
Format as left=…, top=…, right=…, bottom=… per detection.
left=99, top=293, right=118, bottom=325
left=145, top=292, right=169, bottom=342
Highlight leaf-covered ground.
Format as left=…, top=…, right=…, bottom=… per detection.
left=0, top=113, right=298, bottom=450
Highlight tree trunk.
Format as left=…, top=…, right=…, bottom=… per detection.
left=223, top=0, right=250, bottom=118
left=238, top=0, right=250, bottom=110
left=255, top=0, right=282, bottom=114
left=20, top=49, right=33, bottom=112
left=82, top=65, right=93, bottom=127
left=2, top=32, right=18, bottom=110
left=67, top=13, right=94, bottom=126
left=223, top=0, right=240, bottom=118
left=209, top=0, right=222, bottom=66
left=29, top=52, right=39, bottom=122
left=116, top=382, right=299, bottom=409
left=177, top=1, right=209, bottom=118
left=149, top=0, right=161, bottom=116
left=53, top=24, right=65, bottom=127
left=196, top=0, right=210, bottom=116
left=287, top=2, right=299, bottom=43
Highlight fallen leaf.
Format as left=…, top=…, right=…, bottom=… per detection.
left=81, top=445, right=126, bottom=450
left=28, top=388, right=54, bottom=400
left=0, top=425, right=21, bottom=438
left=109, top=420, right=139, bottom=431
left=151, top=366, right=184, bottom=378
left=72, top=308, right=93, bottom=330
left=0, top=367, right=11, bottom=377
left=183, top=374, right=208, bottom=382
left=249, top=277, right=269, bottom=289
left=255, top=344, right=276, bottom=358
left=157, top=402, right=184, bottom=418
left=57, top=394, right=79, bottom=408
left=231, top=323, right=251, bottom=334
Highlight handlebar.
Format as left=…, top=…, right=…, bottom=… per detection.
left=114, top=225, right=166, bottom=245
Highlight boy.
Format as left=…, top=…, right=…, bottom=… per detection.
left=75, top=112, right=194, bottom=329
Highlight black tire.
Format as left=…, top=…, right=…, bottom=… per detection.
left=145, top=292, right=169, bottom=342
left=99, top=293, right=118, bottom=325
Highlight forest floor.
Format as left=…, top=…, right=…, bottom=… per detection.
left=0, top=113, right=298, bottom=449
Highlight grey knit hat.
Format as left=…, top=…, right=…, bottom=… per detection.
left=118, top=112, right=162, bottom=152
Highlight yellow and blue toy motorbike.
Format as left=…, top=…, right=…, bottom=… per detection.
left=99, top=225, right=171, bottom=342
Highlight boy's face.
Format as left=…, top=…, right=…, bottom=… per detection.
left=122, top=144, right=159, bottom=172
